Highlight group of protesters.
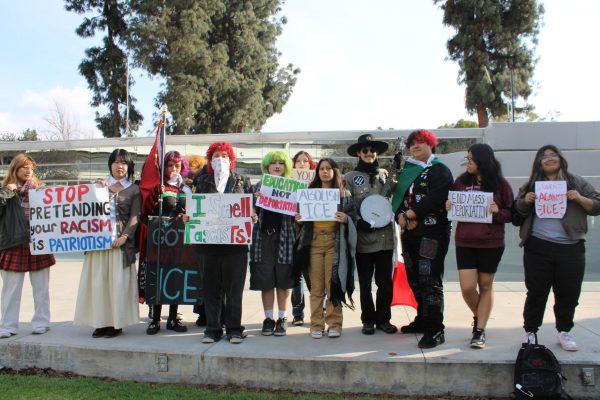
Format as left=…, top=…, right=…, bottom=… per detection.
left=1, top=130, right=599, bottom=352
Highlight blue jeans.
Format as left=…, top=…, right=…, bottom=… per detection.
left=291, top=275, right=306, bottom=318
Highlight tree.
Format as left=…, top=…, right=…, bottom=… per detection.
left=19, top=129, right=39, bottom=141
left=433, top=0, right=544, bottom=127
left=438, top=119, right=478, bottom=129
left=66, top=0, right=143, bottom=137
left=129, top=0, right=299, bottom=134
left=43, top=99, right=81, bottom=140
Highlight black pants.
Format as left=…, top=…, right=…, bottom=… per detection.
left=402, top=231, right=450, bottom=333
left=356, top=249, right=393, bottom=325
left=203, top=252, right=247, bottom=338
left=523, top=236, right=585, bottom=333
left=152, top=304, right=178, bottom=323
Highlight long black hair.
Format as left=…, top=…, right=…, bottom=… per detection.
left=309, top=158, right=342, bottom=190
left=524, top=144, right=575, bottom=192
left=108, top=148, right=135, bottom=181
left=458, top=143, right=503, bottom=192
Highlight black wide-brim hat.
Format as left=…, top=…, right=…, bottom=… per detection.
left=347, top=133, right=389, bottom=156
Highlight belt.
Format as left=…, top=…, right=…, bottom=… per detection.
left=314, top=228, right=336, bottom=235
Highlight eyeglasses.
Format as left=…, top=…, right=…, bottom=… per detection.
left=541, top=153, right=559, bottom=160
left=360, top=147, right=376, bottom=154
left=465, top=156, right=474, bottom=163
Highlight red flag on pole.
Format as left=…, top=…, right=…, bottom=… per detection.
left=391, top=222, right=418, bottom=309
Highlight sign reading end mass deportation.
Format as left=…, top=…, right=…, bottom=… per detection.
left=535, top=180, right=567, bottom=218
left=29, top=184, right=115, bottom=254
left=256, top=174, right=307, bottom=216
left=297, top=188, right=340, bottom=221
left=447, top=191, right=493, bottom=224
left=184, top=193, right=253, bottom=244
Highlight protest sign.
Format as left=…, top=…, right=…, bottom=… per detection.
left=146, top=216, right=200, bottom=304
left=297, top=188, right=340, bottom=221
left=184, top=193, right=253, bottom=244
left=292, top=168, right=316, bottom=185
left=29, top=184, right=115, bottom=254
left=535, top=180, right=567, bottom=218
left=447, top=191, right=493, bottom=223
left=256, top=174, right=307, bottom=216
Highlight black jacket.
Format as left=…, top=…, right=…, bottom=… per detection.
left=0, top=187, right=29, bottom=251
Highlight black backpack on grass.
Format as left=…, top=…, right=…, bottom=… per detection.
left=513, top=333, right=572, bottom=399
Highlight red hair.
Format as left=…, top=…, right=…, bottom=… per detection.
left=405, top=129, right=439, bottom=149
left=292, top=151, right=317, bottom=170
left=206, top=142, right=236, bottom=174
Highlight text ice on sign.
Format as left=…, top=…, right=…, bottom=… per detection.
left=297, top=188, right=340, bottom=221
left=535, top=181, right=567, bottom=219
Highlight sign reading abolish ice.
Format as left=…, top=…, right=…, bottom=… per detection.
left=447, top=191, right=493, bottom=223
left=535, top=180, right=567, bottom=218
left=184, top=193, right=253, bottom=244
left=257, top=174, right=307, bottom=216
left=29, top=184, right=115, bottom=254
left=297, top=189, right=340, bottom=221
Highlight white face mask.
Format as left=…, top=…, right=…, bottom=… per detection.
left=211, top=157, right=230, bottom=174
left=166, top=173, right=183, bottom=187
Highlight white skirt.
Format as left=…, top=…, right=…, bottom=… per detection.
left=74, top=248, right=139, bottom=329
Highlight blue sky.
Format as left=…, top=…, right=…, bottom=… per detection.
left=1, top=0, right=599, bottom=138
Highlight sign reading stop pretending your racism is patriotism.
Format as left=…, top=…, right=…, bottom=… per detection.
left=535, top=180, right=567, bottom=219
left=256, top=174, right=308, bottom=216
left=29, top=184, right=116, bottom=254
left=447, top=191, right=494, bottom=224
left=184, top=193, right=254, bottom=244
left=297, top=188, right=340, bottom=221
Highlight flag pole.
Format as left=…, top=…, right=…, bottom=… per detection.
left=156, top=105, right=167, bottom=303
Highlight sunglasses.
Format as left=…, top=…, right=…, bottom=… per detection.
left=360, top=147, right=376, bottom=154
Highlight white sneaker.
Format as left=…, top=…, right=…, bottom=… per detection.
left=202, top=336, right=215, bottom=344
left=327, top=328, right=341, bottom=338
left=557, top=331, right=578, bottom=351
left=311, top=330, right=323, bottom=339
left=32, top=326, right=49, bottom=335
left=0, top=330, right=13, bottom=339
left=522, top=331, right=536, bottom=344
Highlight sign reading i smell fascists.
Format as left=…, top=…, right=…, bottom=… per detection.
left=184, top=193, right=253, bottom=244
left=447, top=191, right=493, bottom=224
left=28, top=184, right=116, bottom=254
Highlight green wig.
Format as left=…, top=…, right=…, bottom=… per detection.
left=261, top=151, right=293, bottom=177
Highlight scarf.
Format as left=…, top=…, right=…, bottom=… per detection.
left=355, top=159, right=380, bottom=185
left=212, top=158, right=231, bottom=194
left=391, top=154, right=442, bottom=212
left=17, top=179, right=38, bottom=219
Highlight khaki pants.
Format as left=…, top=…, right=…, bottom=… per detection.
left=309, top=231, right=343, bottom=332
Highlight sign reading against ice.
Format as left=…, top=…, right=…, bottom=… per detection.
left=535, top=181, right=567, bottom=218
left=29, top=184, right=115, bottom=254
left=297, top=189, right=340, bottom=221
left=185, top=193, right=253, bottom=244
left=256, top=174, right=307, bottom=216
left=447, top=191, right=493, bottom=223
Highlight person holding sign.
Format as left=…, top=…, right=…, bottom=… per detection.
left=393, top=130, right=453, bottom=349
left=250, top=151, right=297, bottom=337
left=294, top=158, right=356, bottom=338
left=515, top=145, right=600, bottom=351
left=191, top=142, right=254, bottom=344
left=144, top=151, right=191, bottom=335
left=344, top=134, right=398, bottom=336
left=0, top=154, right=55, bottom=339
left=445, top=144, right=513, bottom=349
left=290, top=150, right=317, bottom=327
left=74, top=149, right=141, bottom=338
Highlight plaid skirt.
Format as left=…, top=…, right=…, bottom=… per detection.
left=0, top=242, right=56, bottom=272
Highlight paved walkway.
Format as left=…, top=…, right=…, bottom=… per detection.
left=1, top=259, right=599, bottom=398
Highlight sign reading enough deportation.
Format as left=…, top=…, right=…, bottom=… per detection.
left=447, top=191, right=493, bottom=224
left=256, top=174, right=307, bottom=216
left=297, top=188, right=340, bottom=221
left=184, top=193, right=253, bottom=244
left=29, top=184, right=115, bottom=254
left=146, top=216, right=199, bottom=305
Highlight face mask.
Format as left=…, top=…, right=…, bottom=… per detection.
left=212, top=157, right=230, bottom=174
left=166, top=173, right=182, bottom=187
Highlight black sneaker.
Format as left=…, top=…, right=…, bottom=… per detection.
left=104, top=327, right=122, bottom=338
left=376, top=322, right=398, bottom=334
left=292, top=316, right=304, bottom=326
left=274, top=318, right=288, bottom=336
left=418, top=331, right=445, bottom=349
left=400, top=320, right=425, bottom=334
left=261, top=318, right=276, bottom=336
left=166, top=319, right=188, bottom=332
left=361, top=323, right=375, bottom=335
left=470, top=328, right=485, bottom=349
left=146, top=321, right=160, bottom=335
left=92, top=327, right=109, bottom=338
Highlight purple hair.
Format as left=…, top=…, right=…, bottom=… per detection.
left=164, top=150, right=190, bottom=178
